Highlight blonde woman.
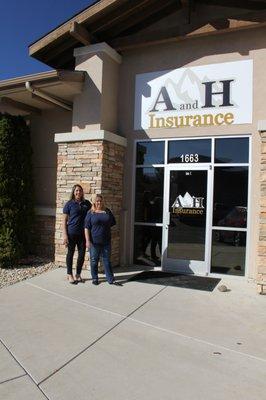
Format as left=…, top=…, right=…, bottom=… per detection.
left=63, top=184, right=91, bottom=284
left=84, top=194, right=117, bottom=285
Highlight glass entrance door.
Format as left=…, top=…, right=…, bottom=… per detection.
left=163, top=165, right=211, bottom=274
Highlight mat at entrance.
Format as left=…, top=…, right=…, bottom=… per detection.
left=127, top=271, right=221, bottom=292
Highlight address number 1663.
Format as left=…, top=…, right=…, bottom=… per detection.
left=180, top=153, right=199, bottom=163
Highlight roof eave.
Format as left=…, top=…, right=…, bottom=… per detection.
left=0, top=70, right=85, bottom=92
left=28, top=0, right=120, bottom=58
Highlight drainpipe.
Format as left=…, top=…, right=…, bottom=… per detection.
left=25, top=81, right=72, bottom=111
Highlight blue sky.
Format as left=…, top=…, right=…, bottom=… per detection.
left=0, top=0, right=96, bottom=80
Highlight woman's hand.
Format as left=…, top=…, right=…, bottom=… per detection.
left=63, top=235, right=68, bottom=246
left=86, top=240, right=91, bottom=250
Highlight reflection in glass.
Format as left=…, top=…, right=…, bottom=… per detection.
left=168, top=170, right=207, bottom=260
left=168, top=139, right=211, bottom=163
left=211, top=230, right=246, bottom=276
left=215, top=137, right=249, bottom=163
left=135, top=167, right=164, bottom=223
left=136, top=141, right=165, bottom=165
left=213, top=167, right=248, bottom=227
left=134, top=225, right=162, bottom=266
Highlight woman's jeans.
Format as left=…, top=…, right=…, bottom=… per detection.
left=66, top=234, right=86, bottom=275
left=89, top=243, right=114, bottom=283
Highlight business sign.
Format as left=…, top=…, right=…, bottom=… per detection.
left=172, top=192, right=204, bottom=215
left=134, top=60, right=253, bottom=130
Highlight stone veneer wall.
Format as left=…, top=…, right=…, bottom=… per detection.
left=55, top=140, right=125, bottom=268
left=33, top=215, right=55, bottom=258
left=258, top=132, right=266, bottom=279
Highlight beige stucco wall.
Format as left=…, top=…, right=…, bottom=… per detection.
left=30, top=109, right=72, bottom=207
left=0, top=106, right=71, bottom=208
left=117, top=26, right=266, bottom=278
left=73, top=50, right=120, bottom=132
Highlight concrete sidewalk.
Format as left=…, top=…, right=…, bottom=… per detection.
left=0, top=268, right=265, bottom=400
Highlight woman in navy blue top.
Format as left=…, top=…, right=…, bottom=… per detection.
left=84, top=194, right=116, bottom=285
left=63, top=184, right=91, bottom=284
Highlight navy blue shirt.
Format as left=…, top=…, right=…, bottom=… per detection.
left=84, top=209, right=116, bottom=245
left=63, top=200, right=91, bottom=235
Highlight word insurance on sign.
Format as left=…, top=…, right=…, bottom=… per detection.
left=134, top=60, right=253, bottom=130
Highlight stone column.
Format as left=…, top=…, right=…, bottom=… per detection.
left=258, top=131, right=266, bottom=280
left=54, top=43, right=126, bottom=269
left=54, top=133, right=126, bottom=267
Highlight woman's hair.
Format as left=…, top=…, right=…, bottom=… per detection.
left=90, top=194, right=106, bottom=212
left=69, top=184, right=84, bottom=201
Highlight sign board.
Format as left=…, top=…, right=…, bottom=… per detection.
left=134, top=60, right=253, bottom=130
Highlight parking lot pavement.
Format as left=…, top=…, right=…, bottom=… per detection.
left=0, top=268, right=265, bottom=400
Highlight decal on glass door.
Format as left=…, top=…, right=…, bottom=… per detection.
left=172, top=192, right=204, bottom=215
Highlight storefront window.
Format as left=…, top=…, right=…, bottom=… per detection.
left=211, top=230, right=246, bottom=276
left=215, top=137, right=249, bottom=163
left=134, top=225, right=162, bottom=266
left=136, top=141, right=164, bottom=165
left=168, top=139, right=211, bottom=163
left=134, top=140, right=164, bottom=266
left=212, top=162, right=248, bottom=276
left=135, top=167, right=164, bottom=223
left=213, top=167, right=248, bottom=227
left=133, top=137, right=250, bottom=276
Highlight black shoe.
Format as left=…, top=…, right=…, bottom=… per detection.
left=92, top=280, right=99, bottom=285
left=67, top=277, right=78, bottom=285
left=75, top=275, right=85, bottom=283
left=109, top=281, right=122, bottom=286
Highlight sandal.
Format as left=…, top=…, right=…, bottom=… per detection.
left=75, top=275, right=85, bottom=283
left=67, top=275, right=77, bottom=285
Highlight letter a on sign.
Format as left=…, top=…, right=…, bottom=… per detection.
left=150, top=87, right=176, bottom=112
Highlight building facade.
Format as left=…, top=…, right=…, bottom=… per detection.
left=1, top=0, right=266, bottom=285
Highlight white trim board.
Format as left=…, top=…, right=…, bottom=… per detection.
left=54, top=130, right=127, bottom=147
left=74, top=42, right=122, bottom=64
left=35, top=206, right=56, bottom=217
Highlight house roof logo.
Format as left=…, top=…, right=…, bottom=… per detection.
left=172, top=192, right=204, bottom=210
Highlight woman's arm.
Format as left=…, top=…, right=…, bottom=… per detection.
left=63, top=214, right=69, bottom=245
left=109, top=210, right=116, bottom=227
left=85, top=228, right=91, bottom=249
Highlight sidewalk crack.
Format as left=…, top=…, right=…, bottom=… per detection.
left=0, top=338, right=51, bottom=400
left=0, top=373, right=27, bottom=385
left=38, top=285, right=167, bottom=386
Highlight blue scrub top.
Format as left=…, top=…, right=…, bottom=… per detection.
left=63, top=199, right=91, bottom=235
left=84, top=209, right=116, bottom=245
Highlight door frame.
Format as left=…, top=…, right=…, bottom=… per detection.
left=131, top=135, right=251, bottom=278
left=162, top=163, right=213, bottom=275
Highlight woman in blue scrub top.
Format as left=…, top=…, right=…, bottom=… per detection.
left=84, top=194, right=116, bottom=285
left=63, top=184, right=91, bottom=284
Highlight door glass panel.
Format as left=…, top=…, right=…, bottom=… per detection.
left=168, top=139, right=211, bottom=163
left=213, top=167, right=248, bottom=227
left=211, top=230, right=246, bottom=276
left=135, top=167, right=164, bottom=223
left=136, top=141, right=165, bottom=165
left=134, top=225, right=162, bottom=266
left=168, top=170, right=207, bottom=261
left=215, top=138, right=249, bottom=163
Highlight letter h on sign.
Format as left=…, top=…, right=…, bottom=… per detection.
left=202, top=80, right=234, bottom=108
left=193, top=197, right=204, bottom=208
